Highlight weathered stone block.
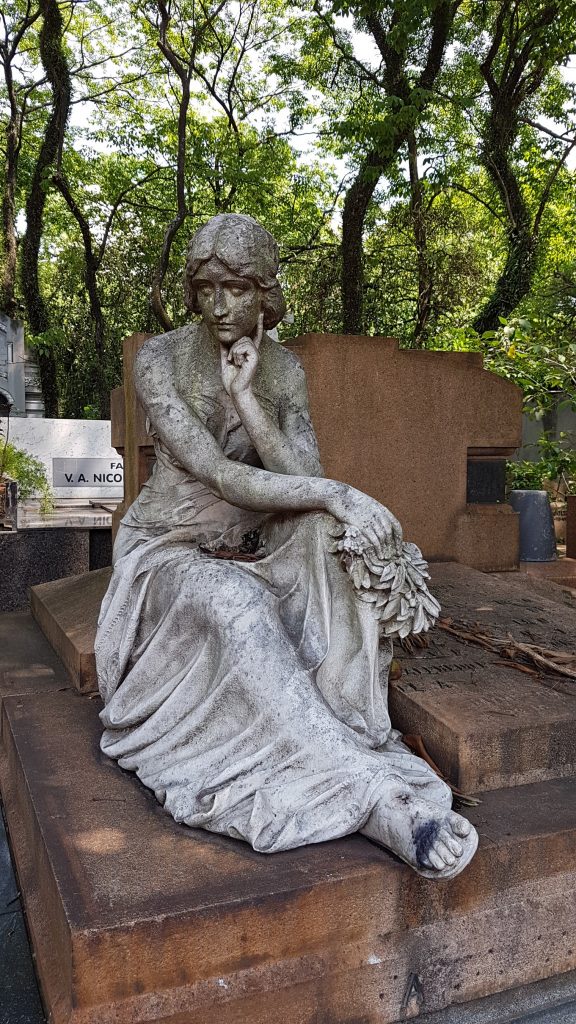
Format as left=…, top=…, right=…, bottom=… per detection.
left=30, top=568, right=111, bottom=693
left=2, top=688, right=575, bottom=1024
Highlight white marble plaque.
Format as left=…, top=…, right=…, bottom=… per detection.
left=8, top=418, right=123, bottom=498
left=53, top=458, right=124, bottom=487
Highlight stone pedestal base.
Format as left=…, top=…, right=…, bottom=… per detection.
left=5, top=562, right=576, bottom=1022
left=2, top=687, right=576, bottom=1024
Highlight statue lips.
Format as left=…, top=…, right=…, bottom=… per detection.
left=212, top=320, right=256, bottom=346
left=211, top=318, right=242, bottom=330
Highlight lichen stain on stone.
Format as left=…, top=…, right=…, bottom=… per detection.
left=413, top=820, right=441, bottom=867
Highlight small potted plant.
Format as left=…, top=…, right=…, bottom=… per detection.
left=0, top=427, right=54, bottom=528
left=507, top=433, right=576, bottom=557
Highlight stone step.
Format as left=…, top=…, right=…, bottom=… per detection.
left=414, top=969, right=576, bottom=1024
left=1, top=686, right=576, bottom=1024
left=0, top=609, right=71, bottom=699
left=28, top=562, right=576, bottom=792
left=520, top=557, right=576, bottom=590
left=390, top=663, right=576, bottom=793
left=390, top=563, right=576, bottom=793
left=29, top=568, right=111, bottom=694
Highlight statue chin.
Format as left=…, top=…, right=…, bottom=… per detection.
left=94, top=213, right=478, bottom=880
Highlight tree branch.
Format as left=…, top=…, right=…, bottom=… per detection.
left=97, top=167, right=165, bottom=265
left=522, top=117, right=576, bottom=144
left=444, top=182, right=508, bottom=226
left=533, top=140, right=575, bottom=235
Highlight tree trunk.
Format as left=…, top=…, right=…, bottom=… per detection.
left=472, top=3, right=563, bottom=335
left=407, top=131, right=433, bottom=347
left=150, top=11, right=191, bottom=331
left=1, top=57, right=19, bottom=318
left=341, top=153, right=382, bottom=334
left=53, top=173, right=110, bottom=417
left=1, top=6, right=42, bottom=317
left=339, top=1, right=461, bottom=336
left=20, top=0, right=71, bottom=416
left=472, top=107, right=538, bottom=334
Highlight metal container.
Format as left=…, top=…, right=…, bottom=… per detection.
left=509, top=489, right=557, bottom=562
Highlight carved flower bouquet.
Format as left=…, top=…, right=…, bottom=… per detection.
left=328, top=524, right=441, bottom=640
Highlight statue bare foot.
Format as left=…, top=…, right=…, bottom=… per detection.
left=361, top=783, right=478, bottom=879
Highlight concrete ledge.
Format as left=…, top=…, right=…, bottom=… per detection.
left=389, top=563, right=576, bottom=791
left=0, top=610, right=71, bottom=703
left=519, top=557, right=576, bottom=590
left=2, top=687, right=576, bottom=1024
left=30, top=569, right=111, bottom=693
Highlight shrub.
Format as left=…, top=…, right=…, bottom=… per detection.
left=0, top=439, right=54, bottom=514
left=507, top=433, right=576, bottom=499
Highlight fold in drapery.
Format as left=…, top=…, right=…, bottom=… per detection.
left=96, top=512, right=450, bottom=853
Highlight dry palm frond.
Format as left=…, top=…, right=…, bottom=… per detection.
left=402, top=734, right=481, bottom=807
left=437, top=619, right=576, bottom=682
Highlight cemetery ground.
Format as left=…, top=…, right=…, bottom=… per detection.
left=2, top=560, right=576, bottom=1023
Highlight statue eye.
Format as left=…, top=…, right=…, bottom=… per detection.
left=196, top=284, right=212, bottom=297
left=229, top=286, right=247, bottom=297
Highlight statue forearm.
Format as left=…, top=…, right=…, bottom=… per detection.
left=215, top=458, right=342, bottom=515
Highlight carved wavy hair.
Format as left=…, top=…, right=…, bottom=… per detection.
left=184, top=214, right=287, bottom=330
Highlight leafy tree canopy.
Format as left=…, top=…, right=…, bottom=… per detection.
left=0, top=0, right=574, bottom=418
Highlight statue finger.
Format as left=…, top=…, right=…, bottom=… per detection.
left=230, top=337, right=251, bottom=354
left=375, top=518, right=393, bottom=549
left=367, top=524, right=386, bottom=559
left=392, top=522, right=403, bottom=552
left=254, top=310, right=265, bottom=347
left=362, top=525, right=381, bottom=552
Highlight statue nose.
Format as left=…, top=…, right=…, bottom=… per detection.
left=213, top=287, right=228, bottom=316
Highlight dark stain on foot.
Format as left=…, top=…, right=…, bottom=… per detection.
left=414, top=820, right=441, bottom=867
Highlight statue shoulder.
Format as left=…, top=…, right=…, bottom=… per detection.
left=134, top=324, right=200, bottom=384
left=261, top=335, right=306, bottom=380
left=253, top=338, right=310, bottom=418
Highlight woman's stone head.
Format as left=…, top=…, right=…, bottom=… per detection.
left=183, top=214, right=287, bottom=331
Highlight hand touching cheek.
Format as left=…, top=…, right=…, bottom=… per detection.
left=221, top=313, right=264, bottom=397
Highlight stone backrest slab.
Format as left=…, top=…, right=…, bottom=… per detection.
left=111, top=333, right=522, bottom=569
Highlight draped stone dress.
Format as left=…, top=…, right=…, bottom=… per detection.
left=95, top=327, right=450, bottom=853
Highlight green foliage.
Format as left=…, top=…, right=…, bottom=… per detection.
left=1, top=0, right=575, bottom=418
left=507, top=434, right=576, bottom=497
left=436, top=313, right=576, bottom=417
left=506, top=459, right=547, bottom=493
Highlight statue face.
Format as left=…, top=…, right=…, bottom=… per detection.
left=192, top=257, right=262, bottom=347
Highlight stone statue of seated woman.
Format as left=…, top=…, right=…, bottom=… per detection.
left=95, top=213, right=478, bottom=879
